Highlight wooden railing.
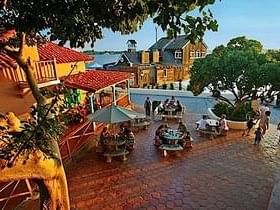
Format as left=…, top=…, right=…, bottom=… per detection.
left=0, top=179, right=36, bottom=209
left=59, top=94, right=130, bottom=162
left=16, top=59, right=59, bottom=88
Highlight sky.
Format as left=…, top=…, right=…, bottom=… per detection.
left=84, top=0, right=280, bottom=52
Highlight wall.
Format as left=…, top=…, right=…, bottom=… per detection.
left=22, top=45, right=40, bottom=61
left=182, top=42, right=207, bottom=66
left=56, top=61, right=86, bottom=78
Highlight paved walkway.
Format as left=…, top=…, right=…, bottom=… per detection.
left=67, top=110, right=280, bottom=210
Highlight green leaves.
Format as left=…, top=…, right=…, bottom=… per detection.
left=189, top=36, right=280, bottom=106
left=1, top=0, right=219, bottom=48
left=0, top=102, right=65, bottom=167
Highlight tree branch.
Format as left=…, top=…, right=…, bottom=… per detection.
left=230, top=87, right=240, bottom=102
left=19, top=32, right=26, bottom=56
left=216, top=95, right=234, bottom=107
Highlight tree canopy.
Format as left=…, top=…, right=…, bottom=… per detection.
left=188, top=36, right=280, bottom=107
left=0, top=0, right=219, bottom=48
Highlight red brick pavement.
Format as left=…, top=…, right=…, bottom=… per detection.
left=66, top=111, right=280, bottom=210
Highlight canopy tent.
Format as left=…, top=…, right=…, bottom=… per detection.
left=87, top=104, right=145, bottom=124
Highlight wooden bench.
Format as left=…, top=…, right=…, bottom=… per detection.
left=104, top=149, right=129, bottom=163
left=159, top=144, right=183, bottom=157
left=155, top=114, right=183, bottom=122
left=198, top=129, right=219, bottom=139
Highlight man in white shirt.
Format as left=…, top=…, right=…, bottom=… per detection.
left=197, top=115, right=208, bottom=130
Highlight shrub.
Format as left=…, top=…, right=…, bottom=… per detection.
left=170, top=83, right=174, bottom=90
left=162, top=84, right=167, bottom=89
left=213, top=102, right=253, bottom=121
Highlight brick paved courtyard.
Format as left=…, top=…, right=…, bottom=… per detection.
left=66, top=109, right=280, bottom=210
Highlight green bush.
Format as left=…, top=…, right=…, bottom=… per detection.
left=162, top=84, right=167, bottom=89
left=213, top=102, right=253, bottom=121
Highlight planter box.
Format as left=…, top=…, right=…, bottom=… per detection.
left=207, top=108, right=246, bottom=130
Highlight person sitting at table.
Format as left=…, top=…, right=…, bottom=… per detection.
left=178, top=121, right=188, bottom=134
left=154, top=124, right=166, bottom=146
left=117, top=124, right=125, bottom=138
left=100, top=126, right=111, bottom=152
left=163, top=99, right=169, bottom=107
left=219, top=114, right=229, bottom=135
left=169, top=96, right=176, bottom=106
left=197, top=115, right=209, bottom=130
left=180, top=131, right=193, bottom=148
left=123, top=127, right=135, bottom=150
left=175, top=100, right=183, bottom=115
left=157, top=102, right=165, bottom=114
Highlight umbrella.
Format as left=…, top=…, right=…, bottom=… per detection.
left=123, top=108, right=146, bottom=119
left=87, top=104, right=145, bottom=124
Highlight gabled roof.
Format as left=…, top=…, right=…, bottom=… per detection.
left=149, top=35, right=190, bottom=51
left=165, top=35, right=189, bottom=50
left=0, top=53, right=17, bottom=69
left=123, top=52, right=140, bottom=64
left=38, top=43, right=93, bottom=64
left=149, top=38, right=171, bottom=51
left=63, top=70, right=130, bottom=92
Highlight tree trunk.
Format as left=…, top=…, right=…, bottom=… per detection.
left=0, top=141, right=70, bottom=210
left=1, top=44, right=70, bottom=209
left=13, top=54, right=47, bottom=105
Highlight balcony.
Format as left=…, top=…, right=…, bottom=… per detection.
left=16, top=59, right=60, bottom=89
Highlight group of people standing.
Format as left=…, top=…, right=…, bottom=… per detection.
left=242, top=104, right=271, bottom=145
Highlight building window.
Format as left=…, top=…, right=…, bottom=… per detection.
left=190, top=51, right=195, bottom=58
left=164, top=69, right=167, bottom=77
left=174, top=50, right=182, bottom=59
left=191, top=51, right=206, bottom=59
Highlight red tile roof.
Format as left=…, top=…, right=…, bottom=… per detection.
left=63, top=70, right=130, bottom=92
left=38, top=42, right=93, bottom=64
left=0, top=53, right=17, bottom=69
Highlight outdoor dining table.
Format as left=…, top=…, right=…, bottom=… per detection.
left=162, top=129, right=184, bottom=144
left=159, top=128, right=184, bottom=157
left=103, top=137, right=129, bottom=163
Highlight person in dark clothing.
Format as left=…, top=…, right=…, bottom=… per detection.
left=175, top=100, right=183, bottom=114
left=144, top=97, right=152, bottom=116
left=254, top=127, right=263, bottom=145
left=242, top=117, right=255, bottom=136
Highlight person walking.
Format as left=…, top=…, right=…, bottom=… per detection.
left=259, top=111, right=270, bottom=135
left=144, top=97, right=152, bottom=116
left=242, top=116, right=255, bottom=136
left=254, top=127, right=263, bottom=145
